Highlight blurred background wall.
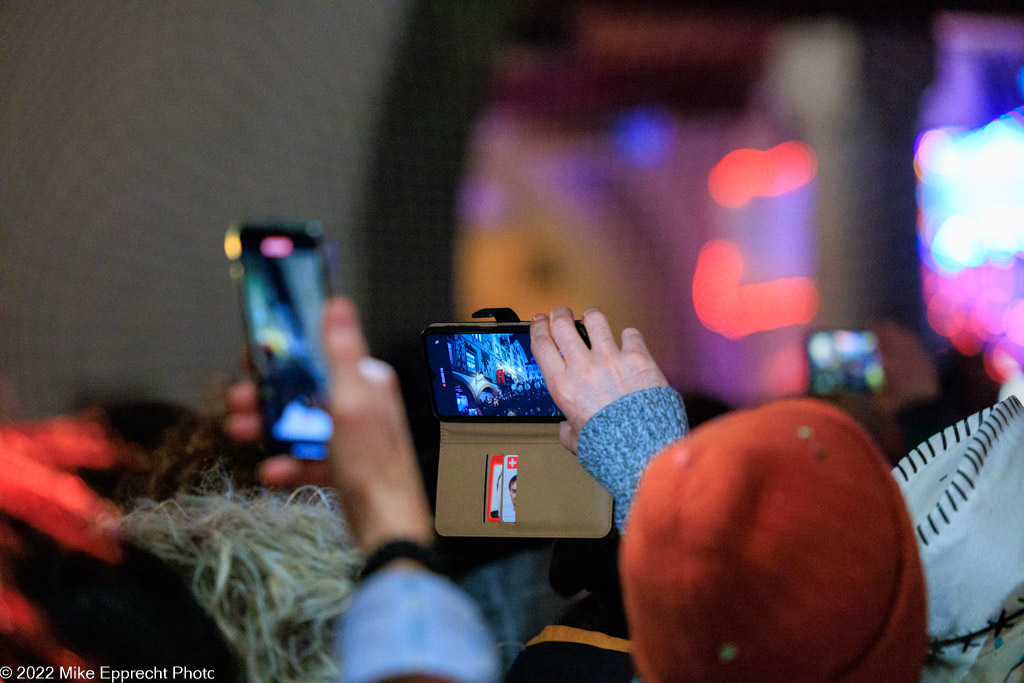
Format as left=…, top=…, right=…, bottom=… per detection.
left=0, top=2, right=410, bottom=418
left=2, top=1, right=1023, bottom=425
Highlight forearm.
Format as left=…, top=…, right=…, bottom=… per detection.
left=576, top=387, right=688, bottom=532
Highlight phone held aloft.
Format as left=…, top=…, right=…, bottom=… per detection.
left=806, top=329, right=885, bottom=396
left=226, top=220, right=332, bottom=460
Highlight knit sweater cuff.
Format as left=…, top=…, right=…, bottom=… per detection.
left=577, top=387, right=687, bottom=532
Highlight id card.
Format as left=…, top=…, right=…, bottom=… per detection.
left=484, top=454, right=518, bottom=523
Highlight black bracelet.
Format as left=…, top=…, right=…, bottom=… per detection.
left=359, top=540, right=444, bottom=581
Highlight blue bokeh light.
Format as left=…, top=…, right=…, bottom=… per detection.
left=918, top=110, right=1024, bottom=274
left=612, top=106, right=676, bottom=168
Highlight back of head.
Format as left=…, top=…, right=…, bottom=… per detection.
left=6, top=525, right=238, bottom=674
left=0, top=417, right=236, bottom=677
left=123, top=484, right=362, bottom=682
left=86, top=399, right=265, bottom=505
left=620, top=398, right=926, bottom=682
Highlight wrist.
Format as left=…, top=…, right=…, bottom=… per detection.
left=340, top=483, right=434, bottom=554
left=357, top=522, right=434, bottom=556
left=359, top=538, right=445, bottom=581
left=577, top=386, right=688, bottom=532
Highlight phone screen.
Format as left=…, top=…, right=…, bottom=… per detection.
left=423, top=327, right=564, bottom=420
left=229, top=223, right=331, bottom=459
left=807, top=330, right=885, bottom=395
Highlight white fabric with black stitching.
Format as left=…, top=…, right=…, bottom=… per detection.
left=892, top=395, right=1024, bottom=683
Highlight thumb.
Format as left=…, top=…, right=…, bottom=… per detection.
left=322, top=298, right=370, bottom=391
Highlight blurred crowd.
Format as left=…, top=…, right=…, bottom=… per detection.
left=1, top=301, right=1020, bottom=683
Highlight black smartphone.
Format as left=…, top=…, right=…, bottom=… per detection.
left=226, top=220, right=332, bottom=459
left=422, top=322, right=589, bottom=421
left=806, top=329, right=885, bottom=396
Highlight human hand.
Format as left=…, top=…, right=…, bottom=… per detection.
left=223, top=378, right=330, bottom=488
left=873, top=321, right=940, bottom=417
left=320, top=297, right=434, bottom=554
left=531, top=306, right=668, bottom=453
left=224, top=300, right=433, bottom=553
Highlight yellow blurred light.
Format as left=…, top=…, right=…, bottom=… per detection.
left=224, top=233, right=242, bottom=260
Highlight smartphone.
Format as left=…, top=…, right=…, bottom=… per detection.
left=225, top=220, right=332, bottom=459
left=422, top=322, right=588, bottom=421
left=806, top=329, right=885, bottom=396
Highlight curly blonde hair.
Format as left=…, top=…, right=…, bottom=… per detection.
left=122, top=483, right=361, bottom=683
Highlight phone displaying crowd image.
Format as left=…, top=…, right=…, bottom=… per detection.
left=422, top=325, right=566, bottom=421
left=226, top=221, right=332, bottom=460
left=806, top=329, right=885, bottom=396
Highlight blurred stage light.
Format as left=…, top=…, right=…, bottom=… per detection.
left=985, top=338, right=1022, bottom=383
left=693, top=239, right=818, bottom=339
left=613, top=106, right=675, bottom=168
left=919, top=108, right=1024, bottom=368
left=707, top=141, right=816, bottom=208
left=223, top=233, right=242, bottom=260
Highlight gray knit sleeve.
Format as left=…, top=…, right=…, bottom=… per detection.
left=576, top=387, right=688, bottom=532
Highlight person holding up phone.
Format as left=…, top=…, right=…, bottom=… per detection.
left=231, top=298, right=928, bottom=682
left=530, top=307, right=926, bottom=683
left=231, top=298, right=499, bottom=682
left=323, top=302, right=680, bottom=681
left=225, top=299, right=675, bottom=681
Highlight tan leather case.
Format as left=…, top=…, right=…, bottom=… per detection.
left=434, top=421, right=613, bottom=538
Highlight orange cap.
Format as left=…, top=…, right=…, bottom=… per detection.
left=621, top=398, right=926, bottom=682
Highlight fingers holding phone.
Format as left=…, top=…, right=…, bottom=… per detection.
left=224, top=379, right=262, bottom=443
left=531, top=306, right=668, bottom=453
left=225, top=291, right=432, bottom=548
left=225, top=224, right=432, bottom=544
left=223, top=372, right=333, bottom=488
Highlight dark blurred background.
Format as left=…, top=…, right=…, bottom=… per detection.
left=2, top=1, right=1024, bottom=441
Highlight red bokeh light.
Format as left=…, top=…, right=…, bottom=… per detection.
left=984, top=339, right=1022, bottom=384
left=708, top=141, right=817, bottom=208
left=693, top=240, right=819, bottom=338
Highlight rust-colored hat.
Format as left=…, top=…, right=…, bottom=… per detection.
left=620, top=398, right=927, bottom=682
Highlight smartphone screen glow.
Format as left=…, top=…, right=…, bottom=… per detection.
left=238, top=229, right=331, bottom=458
left=424, top=330, right=563, bottom=419
left=807, top=330, right=884, bottom=395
